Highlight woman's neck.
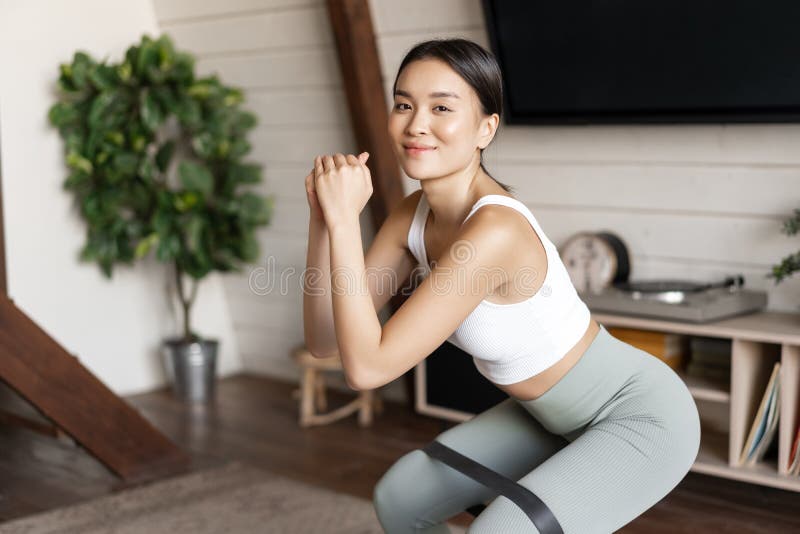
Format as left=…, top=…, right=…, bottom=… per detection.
left=421, top=163, right=501, bottom=231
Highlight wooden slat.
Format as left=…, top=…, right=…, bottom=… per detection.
left=0, top=296, right=189, bottom=480
left=163, top=6, right=332, bottom=55
left=155, top=0, right=322, bottom=24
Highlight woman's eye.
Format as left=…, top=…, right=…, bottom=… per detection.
left=434, top=105, right=451, bottom=112
left=394, top=103, right=410, bottom=111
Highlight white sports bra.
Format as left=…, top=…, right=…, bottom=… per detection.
left=407, top=192, right=592, bottom=385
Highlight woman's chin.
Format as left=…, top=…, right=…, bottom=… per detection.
left=401, top=162, right=438, bottom=180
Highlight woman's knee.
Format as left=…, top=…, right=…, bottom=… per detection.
left=373, top=450, right=432, bottom=527
left=466, top=496, right=538, bottom=534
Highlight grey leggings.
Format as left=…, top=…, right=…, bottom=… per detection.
left=373, top=324, right=701, bottom=533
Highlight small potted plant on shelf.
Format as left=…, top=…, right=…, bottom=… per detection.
left=768, top=208, right=800, bottom=298
left=48, top=34, right=273, bottom=402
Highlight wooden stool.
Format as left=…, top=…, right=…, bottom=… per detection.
left=290, top=346, right=383, bottom=427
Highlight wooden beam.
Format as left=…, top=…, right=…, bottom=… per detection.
left=0, top=295, right=189, bottom=480
left=327, top=0, right=416, bottom=408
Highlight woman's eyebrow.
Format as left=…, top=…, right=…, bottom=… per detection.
left=394, top=89, right=460, bottom=99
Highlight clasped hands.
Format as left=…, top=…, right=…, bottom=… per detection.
left=304, top=152, right=373, bottom=228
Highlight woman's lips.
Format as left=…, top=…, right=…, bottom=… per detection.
left=404, top=146, right=436, bottom=156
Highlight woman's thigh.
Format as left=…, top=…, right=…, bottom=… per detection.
left=373, top=397, right=569, bottom=534
left=468, top=357, right=701, bottom=533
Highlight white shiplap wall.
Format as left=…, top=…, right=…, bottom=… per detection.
left=154, top=0, right=800, bottom=402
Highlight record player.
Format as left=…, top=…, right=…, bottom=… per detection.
left=560, top=231, right=768, bottom=323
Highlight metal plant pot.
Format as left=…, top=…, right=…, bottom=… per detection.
left=162, top=338, right=219, bottom=402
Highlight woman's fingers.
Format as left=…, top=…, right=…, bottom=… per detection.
left=315, top=152, right=367, bottom=176
left=305, top=169, right=315, bottom=192
left=314, top=156, right=324, bottom=178
left=322, top=154, right=336, bottom=173
left=333, top=153, right=347, bottom=168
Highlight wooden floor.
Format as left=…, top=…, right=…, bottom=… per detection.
left=1, top=374, right=799, bottom=532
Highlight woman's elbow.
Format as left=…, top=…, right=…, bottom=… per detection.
left=345, top=366, right=382, bottom=391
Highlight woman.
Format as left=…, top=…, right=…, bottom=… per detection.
left=302, top=38, right=700, bottom=534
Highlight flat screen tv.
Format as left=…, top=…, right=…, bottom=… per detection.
left=481, top=0, right=800, bottom=124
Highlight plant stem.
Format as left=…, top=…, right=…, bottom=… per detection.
left=174, top=263, right=192, bottom=342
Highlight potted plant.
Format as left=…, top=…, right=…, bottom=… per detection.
left=768, top=208, right=800, bottom=296
left=48, top=34, right=273, bottom=401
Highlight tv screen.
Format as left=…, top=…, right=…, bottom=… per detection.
left=481, top=0, right=800, bottom=124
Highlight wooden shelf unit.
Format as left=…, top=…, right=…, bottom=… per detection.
left=415, top=310, right=800, bottom=493
left=594, top=310, right=800, bottom=493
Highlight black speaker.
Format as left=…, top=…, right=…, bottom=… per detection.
left=417, top=340, right=508, bottom=419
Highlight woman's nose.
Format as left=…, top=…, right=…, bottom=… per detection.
left=404, top=110, right=429, bottom=136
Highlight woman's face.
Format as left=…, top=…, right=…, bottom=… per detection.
left=388, top=58, right=496, bottom=180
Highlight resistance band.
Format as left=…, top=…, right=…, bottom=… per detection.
left=422, top=440, right=564, bottom=534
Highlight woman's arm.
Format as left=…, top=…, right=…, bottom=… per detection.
left=328, top=207, right=516, bottom=390
left=302, top=215, right=340, bottom=358
left=314, top=152, right=517, bottom=391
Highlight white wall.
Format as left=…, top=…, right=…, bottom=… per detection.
left=0, top=0, right=243, bottom=396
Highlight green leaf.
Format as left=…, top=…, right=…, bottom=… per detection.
left=117, top=60, right=133, bottom=83
left=187, top=81, right=212, bottom=99
left=135, top=37, right=159, bottom=77
left=156, top=233, right=181, bottom=261
left=112, top=152, right=139, bottom=176
left=156, top=35, right=176, bottom=69
left=138, top=157, right=156, bottom=181
left=233, top=111, right=257, bottom=133
left=174, top=191, right=199, bottom=212
left=222, top=88, right=243, bottom=107
left=171, top=53, right=194, bottom=84
left=67, top=151, right=93, bottom=174
left=105, top=131, right=125, bottom=147
left=239, top=230, right=259, bottom=262
left=230, top=163, right=261, bottom=184
left=155, top=140, right=175, bottom=172
left=48, top=102, right=80, bottom=128
left=89, top=64, right=118, bottom=91
left=174, top=96, right=201, bottom=129
left=179, top=161, right=213, bottom=196
left=186, top=215, right=205, bottom=253
left=135, top=233, right=158, bottom=259
left=88, top=91, right=119, bottom=129
left=239, top=192, right=271, bottom=224
left=71, top=51, right=93, bottom=90
left=191, top=132, right=215, bottom=159
left=140, top=89, right=164, bottom=132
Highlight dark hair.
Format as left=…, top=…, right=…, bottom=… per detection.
left=392, top=38, right=514, bottom=194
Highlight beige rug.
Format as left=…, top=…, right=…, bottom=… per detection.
left=0, top=462, right=466, bottom=534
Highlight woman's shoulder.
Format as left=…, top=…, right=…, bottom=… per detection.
left=460, top=198, right=545, bottom=270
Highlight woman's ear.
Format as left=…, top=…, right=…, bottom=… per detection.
left=478, top=113, right=500, bottom=150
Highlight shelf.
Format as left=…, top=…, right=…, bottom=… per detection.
left=416, top=310, right=800, bottom=492
left=677, top=370, right=730, bottom=403
left=594, top=310, right=800, bottom=346
left=597, top=311, right=800, bottom=493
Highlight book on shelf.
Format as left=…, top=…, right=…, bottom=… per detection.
left=606, top=327, right=688, bottom=370
left=690, top=336, right=732, bottom=358
left=688, top=350, right=731, bottom=368
left=685, top=336, right=731, bottom=384
left=789, top=424, right=800, bottom=476
left=685, top=360, right=731, bottom=383
left=738, top=362, right=781, bottom=467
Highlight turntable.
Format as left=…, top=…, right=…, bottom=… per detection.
left=560, top=231, right=768, bottom=323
